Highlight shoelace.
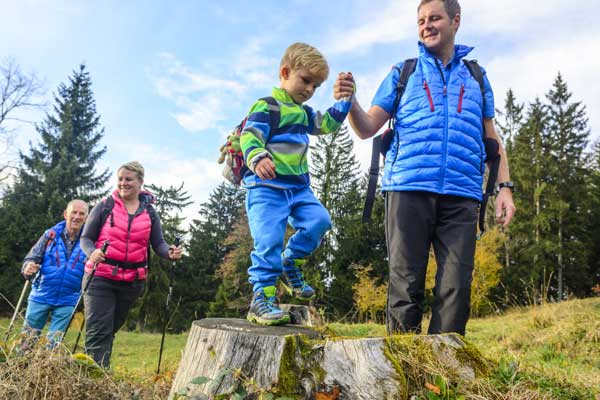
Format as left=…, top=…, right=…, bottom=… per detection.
left=286, top=268, right=306, bottom=289
left=256, top=294, right=278, bottom=314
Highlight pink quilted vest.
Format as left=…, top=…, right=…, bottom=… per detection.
left=85, top=190, right=152, bottom=281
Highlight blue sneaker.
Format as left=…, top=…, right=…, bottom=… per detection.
left=281, top=258, right=315, bottom=300
left=247, top=286, right=290, bottom=326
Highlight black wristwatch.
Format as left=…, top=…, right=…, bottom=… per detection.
left=496, top=181, right=515, bottom=193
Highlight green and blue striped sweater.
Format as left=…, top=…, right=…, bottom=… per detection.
left=240, top=87, right=352, bottom=189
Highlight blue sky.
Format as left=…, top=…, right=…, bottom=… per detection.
left=1, top=0, right=598, bottom=222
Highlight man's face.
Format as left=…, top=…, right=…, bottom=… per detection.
left=64, top=201, right=88, bottom=233
left=418, top=1, right=460, bottom=56
left=280, top=67, right=323, bottom=104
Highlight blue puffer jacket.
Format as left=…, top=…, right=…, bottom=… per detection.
left=382, top=43, right=491, bottom=201
left=29, top=221, right=86, bottom=307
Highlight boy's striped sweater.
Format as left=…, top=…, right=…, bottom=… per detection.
left=240, top=87, right=352, bottom=189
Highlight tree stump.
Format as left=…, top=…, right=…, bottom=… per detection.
left=169, top=319, right=487, bottom=399
left=279, top=304, right=322, bottom=327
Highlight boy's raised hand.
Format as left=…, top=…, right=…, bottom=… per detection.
left=334, top=72, right=355, bottom=100
left=255, top=157, right=276, bottom=181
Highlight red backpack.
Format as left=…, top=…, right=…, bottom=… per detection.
left=218, top=97, right=280, bottom=185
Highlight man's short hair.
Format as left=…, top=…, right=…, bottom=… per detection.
left=418, top=0, right=461, bottom=19
left=66, top=199, right=89, bottom=214
left=118, top=161, right=145, bottom=181
left=280, top=42, right=329, bottom=82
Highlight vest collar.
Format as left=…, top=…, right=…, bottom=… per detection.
left=418, top=42, right=474, bottom=67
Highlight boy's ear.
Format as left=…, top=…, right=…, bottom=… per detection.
left=280, top=65, right=290, bottom=80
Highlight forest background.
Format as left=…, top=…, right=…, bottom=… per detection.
left=0, top=1, right=599, bottom=333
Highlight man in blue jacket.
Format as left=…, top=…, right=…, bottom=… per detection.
left=334, top=0, right=516, bottom=335
left=20, top=199, right=89, bottom=347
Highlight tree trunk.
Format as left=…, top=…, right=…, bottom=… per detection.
left=169, top=318, right=484, bottom=400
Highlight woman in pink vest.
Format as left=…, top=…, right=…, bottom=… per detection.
left=81, top=161, right=182, bottom=368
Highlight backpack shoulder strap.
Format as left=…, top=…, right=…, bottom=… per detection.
left=463, top=59, right=486, bottom=119
left=44, top=229, right=57, bottom=250
left=363, top=59, right=417, bottom=223
left=463, top=59, right=500, bottom=239
left=258, top=96, right=280, bottom=137
left=100, top=196, right=115, bottom=227
left=391, top=58, right=417, bottom=124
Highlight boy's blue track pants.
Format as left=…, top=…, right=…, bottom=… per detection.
left=246, top=185, right=331, bottom=293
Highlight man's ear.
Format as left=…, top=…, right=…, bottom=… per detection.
left=280, top=65, right=290, bottom=80
left=453, top=13, right=461, bottom=32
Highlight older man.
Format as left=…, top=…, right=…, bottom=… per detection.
left=20, top=199, right=89, bottom=347
left=335, top=0, right=515, bottom=335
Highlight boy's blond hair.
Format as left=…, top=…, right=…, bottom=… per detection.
left=280, top=42, right=329, bottom=82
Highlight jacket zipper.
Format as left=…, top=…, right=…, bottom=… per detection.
left=457, top=84, right=465, bottom=113
left=435, top=58, right=449, bottom=191
left=122, top=215, right=134, bottom=280
left=423, top=80, right=435, bottom=111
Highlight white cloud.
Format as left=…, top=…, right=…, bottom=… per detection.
left=150, top=43, right=279, bottom=133
left=322, top=2, right=415, bottom=55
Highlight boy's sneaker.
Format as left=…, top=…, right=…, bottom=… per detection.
left=281, top=258, right=315, bottom=300
left=247, top=286, right=290, bottom=326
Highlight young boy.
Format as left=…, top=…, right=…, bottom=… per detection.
left=241, top=42, right=353, bottom=325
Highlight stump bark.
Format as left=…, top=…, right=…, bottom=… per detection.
left=169, top=318, right=486, bottom=400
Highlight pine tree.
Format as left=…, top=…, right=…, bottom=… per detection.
left=585, top=140, right=600, bottom=296
left=127, top=183, right=192, bottom=332
left=496, top=98, right=552, bottom=305
left=21, top=64, right=109, bottom=217
left=0, top=65, right=109, bottom=312
left=172, top=183, right=245, bottom=330
left=545, top=73, right=591, bottom=299
left=495, top=90, right=524, bottom=270
left=309, top=125, right=370, bottom=318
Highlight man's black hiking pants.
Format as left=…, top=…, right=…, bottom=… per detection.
left=385, top=191, right=478, bottom=336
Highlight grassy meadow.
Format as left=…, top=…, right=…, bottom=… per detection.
left=1, top=297, right=599, bottom=399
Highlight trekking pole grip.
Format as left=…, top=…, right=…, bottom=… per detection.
left=100, top=240, right=110, bottom=254
left=174, top=235, right=181, bottom=247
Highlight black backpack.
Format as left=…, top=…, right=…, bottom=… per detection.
left=363, top=58, right=500, bottom=238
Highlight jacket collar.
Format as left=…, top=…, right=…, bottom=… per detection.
left=418, top=42, right=474, bottom=67
left=272, top=87, right=297, bottom=104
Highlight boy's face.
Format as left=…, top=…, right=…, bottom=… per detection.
left=280, top=66, right=323, bottom=104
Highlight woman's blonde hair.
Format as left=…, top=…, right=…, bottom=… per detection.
left=280, top=42, right=329, bottom=81
left=118, top=161, right=145, bottom=181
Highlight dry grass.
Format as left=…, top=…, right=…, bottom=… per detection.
left=0, top=338, right=171, bottom=400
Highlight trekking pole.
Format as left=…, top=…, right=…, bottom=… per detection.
left=156, top=235, right=181, bottom=375
left=68, top=241, right=110, bottom=352
left=3, top=271, right=39, bottom=341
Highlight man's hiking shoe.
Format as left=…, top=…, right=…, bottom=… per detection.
left=281, top=258, right=315, bottom=300
left=247, top=286, right=290, bottom=326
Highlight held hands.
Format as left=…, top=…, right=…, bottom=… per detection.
left=495, top=188, right=516, bottom=227
left=255, top=157, right=276, bottom=181
left=168, top=245, right=183, bottom=261
left=334, top=72, right=355, bottom=101
left=89, top=248, right=106, bottom=264
left=23, top=262, right=40, bottom=278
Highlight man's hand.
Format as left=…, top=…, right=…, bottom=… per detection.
left=255, top=157, right=276, bottom=181
left=23, top=262, right=40, bottom=278
left=334, top=72, right=355, bottom=100
left=495, top=188, right=516, bottom=227
left=89, top=248, right=106, bottom=264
